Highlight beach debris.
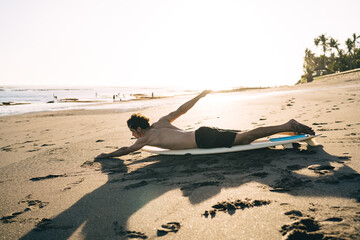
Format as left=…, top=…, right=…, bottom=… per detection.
left=202, top=199, right=271, bottom=218
left=95, top=139, right=105, bottom=143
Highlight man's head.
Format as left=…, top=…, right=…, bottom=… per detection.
left=127, top=113, right=150, bottom=138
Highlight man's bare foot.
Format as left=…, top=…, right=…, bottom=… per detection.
left=288, top=119, right=315, bottom=135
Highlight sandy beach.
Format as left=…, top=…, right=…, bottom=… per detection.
left=1, top=73, right=360, bottom=240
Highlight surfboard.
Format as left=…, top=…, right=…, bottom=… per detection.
left=141, top=134, right=321, bottom=155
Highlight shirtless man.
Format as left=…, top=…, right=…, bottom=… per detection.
left=95, top=90, right=315, bottom=159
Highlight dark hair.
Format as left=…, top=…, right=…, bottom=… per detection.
left=127, top=113, right=150, bottom=130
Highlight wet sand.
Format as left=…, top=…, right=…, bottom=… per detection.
left=1, top=73, right=360, bottom=239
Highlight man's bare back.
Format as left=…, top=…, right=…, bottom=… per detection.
left=140, top=126, right=197, bottom=150
left=95, top=90, right=315, bottom=159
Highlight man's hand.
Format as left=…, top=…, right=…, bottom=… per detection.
left=199, top=90, right=211, bottom=98
left=94, top=146, right=137, bottom=159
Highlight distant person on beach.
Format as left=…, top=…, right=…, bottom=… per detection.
left=95, top=90, right=315, bottom=159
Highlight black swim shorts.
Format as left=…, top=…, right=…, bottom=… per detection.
left=195, top=127, right=237, bottom=148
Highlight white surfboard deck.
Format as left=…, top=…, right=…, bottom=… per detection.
left=142, top=134, right=321, bottom=155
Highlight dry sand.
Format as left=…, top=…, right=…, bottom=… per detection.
left=1, top=74, right=360, bottom=240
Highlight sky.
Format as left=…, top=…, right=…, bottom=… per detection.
left=0, top=0, right=359, bottom=89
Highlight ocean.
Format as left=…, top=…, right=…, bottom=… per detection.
left=2, top=84, right=358, bottom=117
left=0, top=86, right=197, bottom=116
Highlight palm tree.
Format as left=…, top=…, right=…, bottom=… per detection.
left=314, top=37, right=320, bottom=48
left=319, top=34, right=328, bottom=55
left=303, top=48, right=317, bottom=82
left=352, top=33, right=360, bottom=51
left=337, top=49, right=347, bottom=71
left=314, top=34, right=328, bottom=70
left=329, top=38, right=339, bottom=53
left=351, top=33, right=360, bottom=68
left=328, top=37, right=339, bottom=72
left=346, top=38, right=354, bottom=69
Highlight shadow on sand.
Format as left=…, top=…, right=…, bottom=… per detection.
left=20, top=144, right=360, bottom=239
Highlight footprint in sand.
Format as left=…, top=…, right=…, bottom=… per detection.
left=124, top=181, right=148, bottom=190
left=286, top=165, right=303, bottom=171
left=324, top=217, right=343, bottom=222
left=249, top=172, right=269, bottom=178
left=280, top=218, right=323, bottom=240
left=1, top=195, right=49, bottom=224
left=284, top=210, right=303, bottom=219
left=40, top=143, right=55, bottom=147
left=307, top=164, right=335, bottom=174
left=62, top=178, right=85, bottom=191
left=27, top=149, right=40, bottom=152
left=30, top=174, right=67, bottom=181
left=180, top=181, right=219, bottom=197
left=270, top=174, right=311, bottom=192
left=1, top=146, right=12, bottom=152
left=157, top=222, right=181, bottom=237
left=112, top=221, right=147, bottom=239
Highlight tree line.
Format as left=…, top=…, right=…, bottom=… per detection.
left=300, top=33, right=360, bottom=83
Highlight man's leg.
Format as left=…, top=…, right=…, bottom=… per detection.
left=233, top=119, right=315, bottom=145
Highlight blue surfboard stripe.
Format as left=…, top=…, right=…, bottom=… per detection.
left=269, top=134, right=309, bottom=142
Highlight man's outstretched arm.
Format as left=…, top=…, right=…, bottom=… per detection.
left=95, top=139, right=145, bottom=159
left=160, top=90, right=211, bottom=123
